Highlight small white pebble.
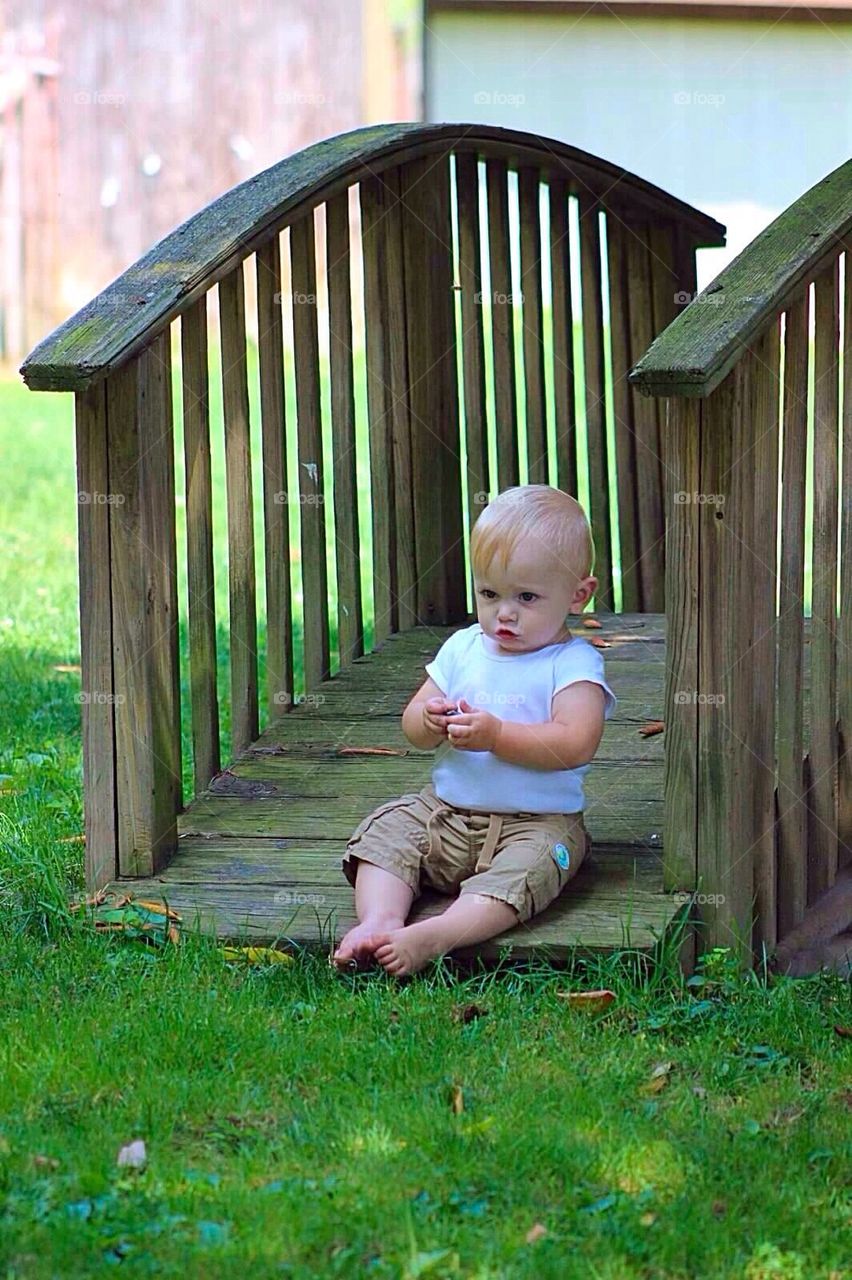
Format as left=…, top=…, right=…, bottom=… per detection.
left=117, top=1138, right=147, bottom=1169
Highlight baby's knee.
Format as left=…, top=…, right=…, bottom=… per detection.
left=464, top=831, right=587, bottom=922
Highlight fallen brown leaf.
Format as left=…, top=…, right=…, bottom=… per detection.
left=525, top=1223, right=548, bottom=1243
left=712, top=1200, right=726, bottom=1217
left=450, top=1084, right=464, bottom=1114
left=639, top=1061, right=674, bottom=1095
left=638, top=721, right=665, bottom=738
left=451, top=1003, right=488, bottom=1024
left=766, top=1105, right=804, bottom=1128
left=833, top=1025, right=852, bottom=1038
left=556, top=988, right=616, bottom=1012
left=32, top=1154, right=60, bottom=1170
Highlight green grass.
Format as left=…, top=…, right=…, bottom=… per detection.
left=1, top=369, right=849, bottom=1277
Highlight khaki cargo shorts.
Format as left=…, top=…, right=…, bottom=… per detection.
left=341, top=782, right=589, bottom=925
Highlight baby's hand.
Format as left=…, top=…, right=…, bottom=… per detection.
left=423, top=696, right=456, bottom=739
left=444, top=697, right=501, bottom=752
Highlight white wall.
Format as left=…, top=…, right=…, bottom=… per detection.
left=426, top=10, right=852, bottom=287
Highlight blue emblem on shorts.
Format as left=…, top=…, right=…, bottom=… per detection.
left=551, top=842, right=571, bottom=870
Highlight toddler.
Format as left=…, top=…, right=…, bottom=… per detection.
left=331, top=484, right=617, bottom=976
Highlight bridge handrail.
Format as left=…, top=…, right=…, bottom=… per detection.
left=628, top=157, right=852, bottom=398
left=21, top=121, right=724, bottom=392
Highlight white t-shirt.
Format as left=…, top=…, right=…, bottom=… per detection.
left=424, top=623, right=617, bottom=814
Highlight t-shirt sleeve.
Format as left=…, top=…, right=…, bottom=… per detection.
left=424, top=628, right=467, bottom=696
left=552, top=639, right=617, bottom=721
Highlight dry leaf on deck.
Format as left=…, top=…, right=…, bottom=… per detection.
left=639, top=721, right=665, bottom=738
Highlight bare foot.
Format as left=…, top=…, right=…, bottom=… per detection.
left=331, top=918, right=405, bottom=970
left=372, top=923, right=445, bottom=977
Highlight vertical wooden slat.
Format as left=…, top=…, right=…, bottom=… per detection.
left=107, top=334, right=181, bottom=876
left=181, top=297, right=220, bottom=794
left=808, top=259, right=840, bottom=901
left=144, top=333, right=182, bottom=830
left=399, top=153, right=466, bottom=625
left=623, top=218, right=665, bottom=612
left=697, top=362, right=755, bottom=962
left=578, top=191, right=613, bottom=612
left=663, top=396, right=700, bottom=896
left=839, top=250, right=852, bottom=870
left=360, top=176, right=396, bottom=645
left=75, top=380, right=117, bottom=891
left=290, top=214, right=331, bottom=691
left=456, top=151, right=489, bottom=538
left=325, top=193, right=365, bottom=668
left=256, top=238, right=295, bottom=715
left=605, top=214, right=640, bottom=613
left=485, top=157, right=519, bottom=489
left=776, top=293, right=809, bottom=940
left=748, top=324, right=782, bottom=955
left=518, top=166, right=547, bottom=483
left=219, top=265, right=259, bottom=756
left=648, top=223, right=680, bottom=540
left=381, top=169, right=418, bottom=633
left=549, top=178, right=578, bottom=499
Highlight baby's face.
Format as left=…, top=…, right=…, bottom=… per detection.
left=474, top=541, right=594, bottom=654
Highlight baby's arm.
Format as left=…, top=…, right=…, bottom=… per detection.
left=490, top=682, right=606, bottom=770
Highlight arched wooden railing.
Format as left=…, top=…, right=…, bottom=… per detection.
left=629, top=157, right=852, bottom=966
left=20, top=122, right=724, bottom=890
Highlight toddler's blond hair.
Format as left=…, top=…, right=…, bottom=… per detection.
left=470, top=485, right=595, bottom=587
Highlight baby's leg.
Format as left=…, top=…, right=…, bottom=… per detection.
left=332, top=858, right=415, bottom=969
left=372, top=891, right=518, bottom=977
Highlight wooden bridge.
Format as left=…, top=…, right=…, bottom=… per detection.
left=19, top=124, right=852, bottom=972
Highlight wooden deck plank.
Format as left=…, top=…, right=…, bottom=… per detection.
left=112, top=852, right=688, bottom=957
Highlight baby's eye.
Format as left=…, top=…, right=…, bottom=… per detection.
left=519, top=592, right=537, bottom=603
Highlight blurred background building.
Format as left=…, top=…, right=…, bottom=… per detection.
left=424, top=0, right=852, bottom=287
